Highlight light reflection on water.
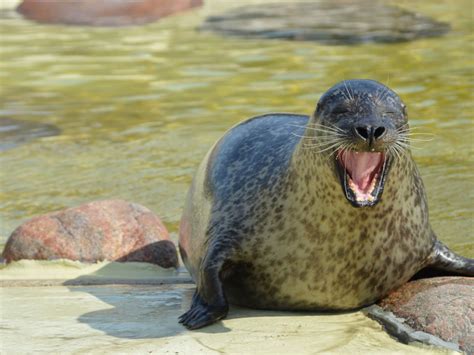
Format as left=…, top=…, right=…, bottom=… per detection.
left=0, top=0, right=472, bottom=256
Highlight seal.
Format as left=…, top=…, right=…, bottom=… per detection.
left=178, top=79, right=474, bottom=330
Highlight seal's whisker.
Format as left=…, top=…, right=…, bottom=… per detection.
left=343, top=81, right=354, bottom=102
left=391, top=143, right=405, bottom=160
left=395, top=143, right=409, bottom=159
left=304, top=139, right=345, bottom=147
left=403, top=131, right=435, bottom=136
left=306, top=123, right=345, bottom=132
left=398, top=133, right=435, bottom=139
left=394, top=140, right=410, bottom=148
left=374, top=88, right=386, bottom=107
left=381, top=87, right=391, bottom=102
left=339, top=87, right=351, bottom=102
left=287, top=123, right=309, bottom=129
left=313, top=140, right=349, bottom=154
left=389, top=146, right=401, bottom=161
left=304, top=126, right=345, bottom=134
left=347, top=81, right=356, bottom=101
left=400, top=137, right=435, bottom=142
left=318, top=141, right=348, bottom=160
left=287, top=123, right=345, bottom=135
left=385, top=72, right=391, bottom=88
left=397, top=126, right=431, bottom=134
left=302, top=132, right=348, bottom=144
left=291, top=132, right=317, bottom=140
left=396, top=128, right=411, bottom=134
left=396, top=141, right=425, bottom=150
left=397, top=134, right=435, bottom=143
left=301, top=137, right=339, bottom=146
left=304, top=124, right=346, bottom=134
left=302, top=139, right=344, bottom=149
left=333, top=142, right=352, bottom=157
left=301, top=139, right=346, bottom=149
left=300, top=134, right=345, bottom=143
left=395, top=140, right=425, bottom=151
left=403, top=126, right=426, bottom=130
left=304, top=140, right=341, bottom=152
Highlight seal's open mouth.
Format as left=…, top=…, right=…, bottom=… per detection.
left=336, top=150, right=389, bottom=207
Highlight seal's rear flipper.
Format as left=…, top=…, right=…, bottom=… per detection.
left=416, top=241, right=474, bottom=279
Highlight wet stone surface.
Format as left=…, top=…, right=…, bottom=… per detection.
left=1, top=283, right=447, bottom=354
left=201, top=0, right=450, bottom=45
left=367, top=277, right=474, bottom=353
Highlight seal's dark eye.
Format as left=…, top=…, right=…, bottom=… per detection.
left=383, top=112, right=396, bottom=118
left=332, top=107, right=349, bottom=115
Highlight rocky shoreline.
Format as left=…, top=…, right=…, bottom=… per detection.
left=2, top=200, right=472, bottom=353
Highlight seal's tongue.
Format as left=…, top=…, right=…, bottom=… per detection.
left=339, top=151, right=384, bottom=193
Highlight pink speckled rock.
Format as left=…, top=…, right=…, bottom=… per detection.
left=378, top=277, right=474, bottom=353
left=17, top=0, right=203, bottom=26
left=2, top=200, right=178, bottom=268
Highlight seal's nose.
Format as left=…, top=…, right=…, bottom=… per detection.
left=354, top=125, right=386, bottom=143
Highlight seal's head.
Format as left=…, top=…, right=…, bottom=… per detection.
left=312, top=79, right=408, bottom=207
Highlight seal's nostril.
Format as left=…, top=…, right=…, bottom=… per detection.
left=374, top=127, right=386, bottom=139
left=355, top=126, right=369, bottom=140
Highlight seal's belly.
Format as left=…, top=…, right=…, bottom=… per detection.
left=224, top=230, right=428, bottom=310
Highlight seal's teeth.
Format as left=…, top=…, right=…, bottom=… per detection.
left=339, top=150, right=384, bottom=194
left=348, top=175, right=378, bottom=202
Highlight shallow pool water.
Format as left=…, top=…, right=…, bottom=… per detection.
left=0, top=0, right=472, bottom=256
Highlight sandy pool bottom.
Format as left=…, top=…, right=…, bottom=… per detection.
left=0, top=261, right=454, bottom=354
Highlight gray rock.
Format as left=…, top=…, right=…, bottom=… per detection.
left=201, top=0, right=450, bottom=45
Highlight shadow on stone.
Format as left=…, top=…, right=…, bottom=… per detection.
left=65, top=283, right=197, bottom=339
left=116, top=240, right=178, bottom=268
left=64, top=278, right=347, bottom=340
left=61, top=259, right=232, bottom=339
left=62, top=258, right=360, bottom=340
left=201, top=0, right=450, bottom=45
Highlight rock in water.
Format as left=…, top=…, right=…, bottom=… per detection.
left=0, top=118, right=60, bottom=151
left=368, top=277, right=473, bottom=353
left=201, top=0, right=450, bottom=45
left=2, top=200, right=178, bottom=268
left=17, top=0, right=203, bottom=26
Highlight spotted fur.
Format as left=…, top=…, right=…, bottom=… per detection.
left=178, top=79, right=473, bottom=329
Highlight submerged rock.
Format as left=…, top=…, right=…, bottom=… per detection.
left=201, top=0, right=450, bottom=45
left=0, top=117, right=60, bottom=151
left=17, top=0, right=203, bottom=26
left=366, top=277, right=473, bottom=353
left=2, top=200, right=178, bottom=268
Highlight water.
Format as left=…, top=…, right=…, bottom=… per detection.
left=0, top=0, right=472, bottom=256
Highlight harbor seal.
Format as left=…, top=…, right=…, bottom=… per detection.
left=178, top=79, right=474, bottom=330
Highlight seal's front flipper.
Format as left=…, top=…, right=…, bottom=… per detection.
left=179, top=289, right=228, bottom=330
left=424, top=240, right=474, bottom=277
left=179, top=255, right=229, bottom=330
